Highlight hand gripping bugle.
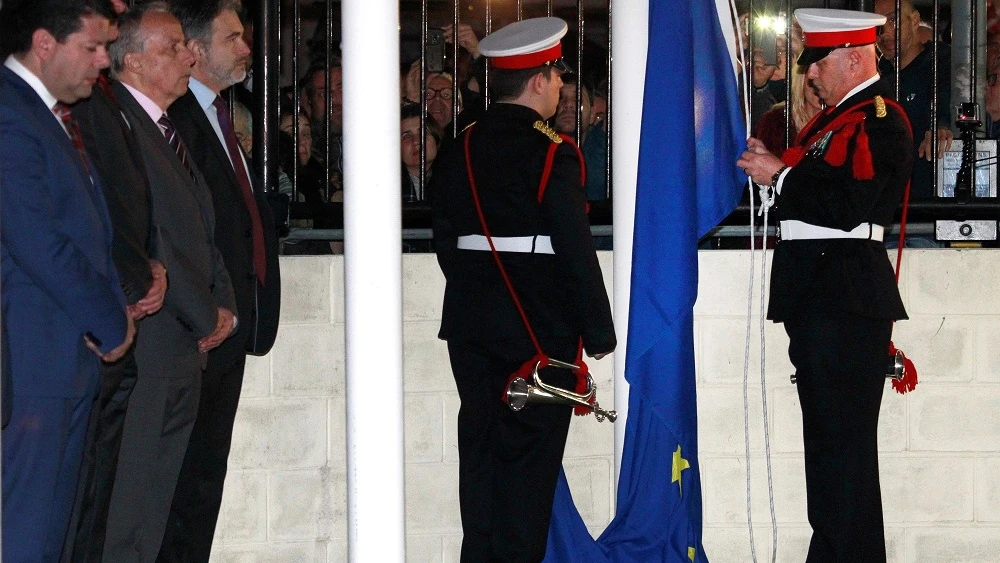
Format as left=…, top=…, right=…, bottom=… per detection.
left=505, top=358, right=617, bottom=423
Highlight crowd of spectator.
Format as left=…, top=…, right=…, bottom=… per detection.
left=235, top=2, right=1000, bottom=255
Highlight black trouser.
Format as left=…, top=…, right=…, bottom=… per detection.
left=448, top=337, right=579, bottom=563
left=61, top=350, right=138, bottom=563
left=157, top=354, right=246, bottom=563
left=785, top=314, right=892, bottom=563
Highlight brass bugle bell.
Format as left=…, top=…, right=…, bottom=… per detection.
left=505, top=360, right=617, bottom=423
left=789, top=350, right=907, bottom=384
left=886, top=349, right=905, bottom=381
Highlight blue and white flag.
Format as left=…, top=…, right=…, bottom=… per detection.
left=544, top=0, right=746, bottom=560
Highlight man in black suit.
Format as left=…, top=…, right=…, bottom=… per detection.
left=157, top=2, right=281, bottom=560
left=738, top=9, right=914, bottom=563
left=102, top=4, right=237, bottom=560
left=63, top=2, right=168, bottom=560
left=431, top=18, right=615, bottom=563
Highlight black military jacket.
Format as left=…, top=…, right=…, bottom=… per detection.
left=431, top=103, right=615, bottom=355
left=768, top=80, right=913, bottom=323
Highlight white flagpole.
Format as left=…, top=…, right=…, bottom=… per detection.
left=611, top=0, right=648, bottom=493
left=342, top=0, right=405, bottom=560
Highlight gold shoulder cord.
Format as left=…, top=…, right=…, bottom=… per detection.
left=533, top=120, right=563, bottom=143
left=874, top=95, right=887, bottom=119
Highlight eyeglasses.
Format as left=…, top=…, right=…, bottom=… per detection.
left=425, top=87, right=453, bottom=100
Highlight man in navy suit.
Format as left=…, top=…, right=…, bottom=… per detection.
left=0, top=0, right=135, bottom=560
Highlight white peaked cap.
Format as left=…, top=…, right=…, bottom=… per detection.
left=478, top=17, right=571, bottom=72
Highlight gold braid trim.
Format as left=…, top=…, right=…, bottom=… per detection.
left=874, top=95, right=887, bottom=118
left=533, top=120, right=563, bottom=143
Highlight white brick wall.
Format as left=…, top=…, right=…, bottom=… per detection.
left=210, top=249, right=1000, bottom=562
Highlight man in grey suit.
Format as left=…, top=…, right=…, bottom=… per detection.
left=102, top=4, right=237, bottom=561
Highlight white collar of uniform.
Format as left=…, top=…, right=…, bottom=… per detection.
left=835, top=73, right=880, bottom=107
left=188, top=76, right=219, bottom=112
left=120, top=80, right=166, bottom=124
left=4, top=55, right=59, bottom=111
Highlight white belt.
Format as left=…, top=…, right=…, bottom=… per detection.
left=456, top=235, right=554, bottom=254
left=779, top=220, right=884, bottom=242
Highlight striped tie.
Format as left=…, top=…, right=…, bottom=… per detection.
left=157, top=113, right=194, bottom=178
left=52, top=102, right=91, bottom=176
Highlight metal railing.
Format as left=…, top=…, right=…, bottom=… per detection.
left=242, top=0, right=999, bottom=250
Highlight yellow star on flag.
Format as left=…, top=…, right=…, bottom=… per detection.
left=672, top=445, right=690, bottom=496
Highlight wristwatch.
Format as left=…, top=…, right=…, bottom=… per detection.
left=771, top=166, right=788, bottom=187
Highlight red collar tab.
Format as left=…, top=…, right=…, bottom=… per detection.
left=803, top=28, right=877, bottom=48
left=491, top=43, right=563, bottom=70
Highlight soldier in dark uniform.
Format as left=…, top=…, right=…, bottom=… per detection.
left=738, top=9, right=914, bottom=563
left=431, top=17, right=616, bottom=563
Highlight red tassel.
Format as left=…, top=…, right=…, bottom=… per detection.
left=502, top=353, right=548, bottom=405
left=572, top=345, right=593, bottom=416
left=823, top=123, right=854, bottom=167
left=888, top=341, right=918, bottom=395
left=782, top=146, right=806, bottom=167
left=852, top=123, right=875, bottom=180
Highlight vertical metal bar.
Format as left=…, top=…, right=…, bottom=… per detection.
left=485, top=0, right=492, bottom=109
left=324, top=0, right=333, bottom=201
left=932, top=0, right=939, bottom=197
left=292, top=0, right=301, bottom=203
left=747, top=0, right=755, bottom=131
left=604, top=0, right=612, bottom=200
left=517, top=0, right=522, bottom=21
left=970, top=0, right=979, bottom=196
left=783, top=2, right=791, bottom=152
left=451, top=0, right=459, bottom=137
left=575, top=0, right=584, bottom=146
left=253, top=0, right=279, bottom=197
left=893, top=0, right=900, bottom=101
left=547, top=0, right=553, bottom=17
left=971, top=0, right=979, bottom=103
left=419, top=0, right=428, bottom=198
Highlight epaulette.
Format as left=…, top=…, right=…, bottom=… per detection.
left=874, top=95, right=887, bottom=118
left=533, top=120, right=562, bottom=143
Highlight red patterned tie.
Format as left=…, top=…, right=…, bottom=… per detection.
left=52, top=102, right=90, bottom=176
left=96, top=73, right=117, bottom=102
left=212, top=96, right=266, bottom=286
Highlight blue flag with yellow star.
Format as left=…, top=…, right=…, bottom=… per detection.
left=544, top=0, right=745, bottom=560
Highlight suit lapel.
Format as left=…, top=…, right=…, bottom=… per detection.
left=173, top=91, right=242, bottom=191
left=2, top=68, right=115, bottom=243
left=2, top=68, right=93, bottom=192
left=112, top=81, right=199, bottom=193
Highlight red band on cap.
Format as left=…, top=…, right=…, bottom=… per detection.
left=491, top=43, right=563, bottom=70
left=803, top=28, right=877, bottom=48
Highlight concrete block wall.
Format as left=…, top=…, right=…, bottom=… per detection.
left=211, top=250, right=1000, bottom=562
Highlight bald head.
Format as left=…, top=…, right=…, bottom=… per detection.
left=805, top=44, right=879, bottom=106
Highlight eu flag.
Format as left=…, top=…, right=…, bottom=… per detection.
left=544, top=0, right=746, bottom=560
